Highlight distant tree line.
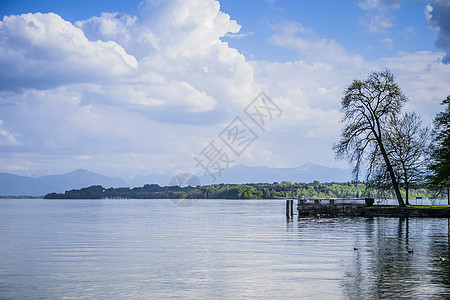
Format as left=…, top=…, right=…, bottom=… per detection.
left=44, top=181, right=440, bottom=200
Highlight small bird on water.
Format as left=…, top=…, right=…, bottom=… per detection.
left=407, top=249, right=414, bottom=254
left=354, top=247, right=359, bottom=251
left=439, top=256, right=445, bottom=262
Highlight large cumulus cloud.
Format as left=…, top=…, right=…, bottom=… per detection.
left=0, top=0, right=259, bottom=175
left=0, top=13, right=138, bottom=90
left=75, top=0, right=256, bottom=114
left=0, top=0, right=256, bottom=116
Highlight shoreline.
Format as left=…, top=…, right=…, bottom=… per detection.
left=358, top=205, right=450, bottom=217
left=296, top=204, right=450, bottom=217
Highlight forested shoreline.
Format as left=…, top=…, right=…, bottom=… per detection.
left=44, top=181, right=442, bottom=200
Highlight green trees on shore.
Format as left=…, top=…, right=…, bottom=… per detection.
left=428, top=96, right=450, bottom=204
left=44, top=181, right=436, bottom=200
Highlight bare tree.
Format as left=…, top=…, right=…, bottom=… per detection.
left=334, top=69, right=407, bottom=206
left=374, top=113, right=431, bottom=205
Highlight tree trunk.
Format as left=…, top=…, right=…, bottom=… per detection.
left=378, top=137, right=405, bottom=206
left=405, top=181, right=409, bottom=206
left=405, top=186, right=409, bottom=206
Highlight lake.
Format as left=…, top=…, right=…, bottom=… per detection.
left=1, top=199, right=449, bottom=299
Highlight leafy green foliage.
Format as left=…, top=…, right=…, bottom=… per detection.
left=428, top=95, right=450, bottom=194
left=44, top=181, right=436, bottom=200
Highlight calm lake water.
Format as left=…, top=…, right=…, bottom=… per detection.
left=1, top=199, right=449, bottom=299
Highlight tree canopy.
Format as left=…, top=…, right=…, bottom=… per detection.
left=372, top=112, right=431, bottom=205
left=334, top=69, right=407, bottom=206
left=428, top=95, right=450, bottom=203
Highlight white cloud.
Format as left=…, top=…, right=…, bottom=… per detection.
left=138, top=0, right=240, bottom=58
left=401, top=26, right=416, bottom=39
left=380, top=37, right=394, bottom=49
left=0, top=0, right=263, bottom=175
left=75, top=12, right=137, bottom=44
left=268, top=21, right=364, bottom=65
left=75, top=0, right=257, bottom=117
left=77, top=0, right=242, bottom=60
left=359, top=13, right=394, bottom=33
left=251, top=27, right=450, bottom=168
left=358, top=0, right=400, bottom=33
left=0, top=0, right=259, bottom=120
left=225, top=31, right=254, bottom=39
left=426, top=0, right=450, bottom=64
left=378, top=51, right=450, bottom=122
left=0, top=13, right=138, bottom=91
left=0, top=85, right=221, bottom=172
left=0, top=119, right=21, bottom=146
left=358, top=0, right=401, bottom=11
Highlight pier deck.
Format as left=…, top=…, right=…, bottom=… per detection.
left=295, top=198, right=371, bottom=216
left=285, top=198, right=450, bottom=217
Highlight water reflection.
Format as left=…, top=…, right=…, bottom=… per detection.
left=1, top=199, right=450, bottom=299
left=341, top=217, right=450, bottom=299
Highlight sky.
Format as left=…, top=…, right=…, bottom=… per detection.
left=0, top=0, right=449, bottom=180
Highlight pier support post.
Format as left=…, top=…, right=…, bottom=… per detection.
left=286, top=200, right=290, bottom=217
left=286, top=200, right=294, bottom=217
left=290, top=199, right=294, bottom=216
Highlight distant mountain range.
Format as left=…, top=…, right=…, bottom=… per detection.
left=196, top=163, right=352, bottom=185
left=0, top=163, right=352, bottom=196
left=0, top=169, right=127, bottom=197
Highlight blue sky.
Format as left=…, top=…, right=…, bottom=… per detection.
left=0, top=0, right=449, bottom=180
left=220, top=0, right=436, bottom=61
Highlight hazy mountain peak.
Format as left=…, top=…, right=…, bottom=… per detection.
left=0, top=170, right=127, bottom=196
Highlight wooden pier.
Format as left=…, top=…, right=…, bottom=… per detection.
left=286, top=198, right=374, bottom=217
left=286, top=199, right=295, bottom=217
left=286, top=198, right=450, bottom=217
